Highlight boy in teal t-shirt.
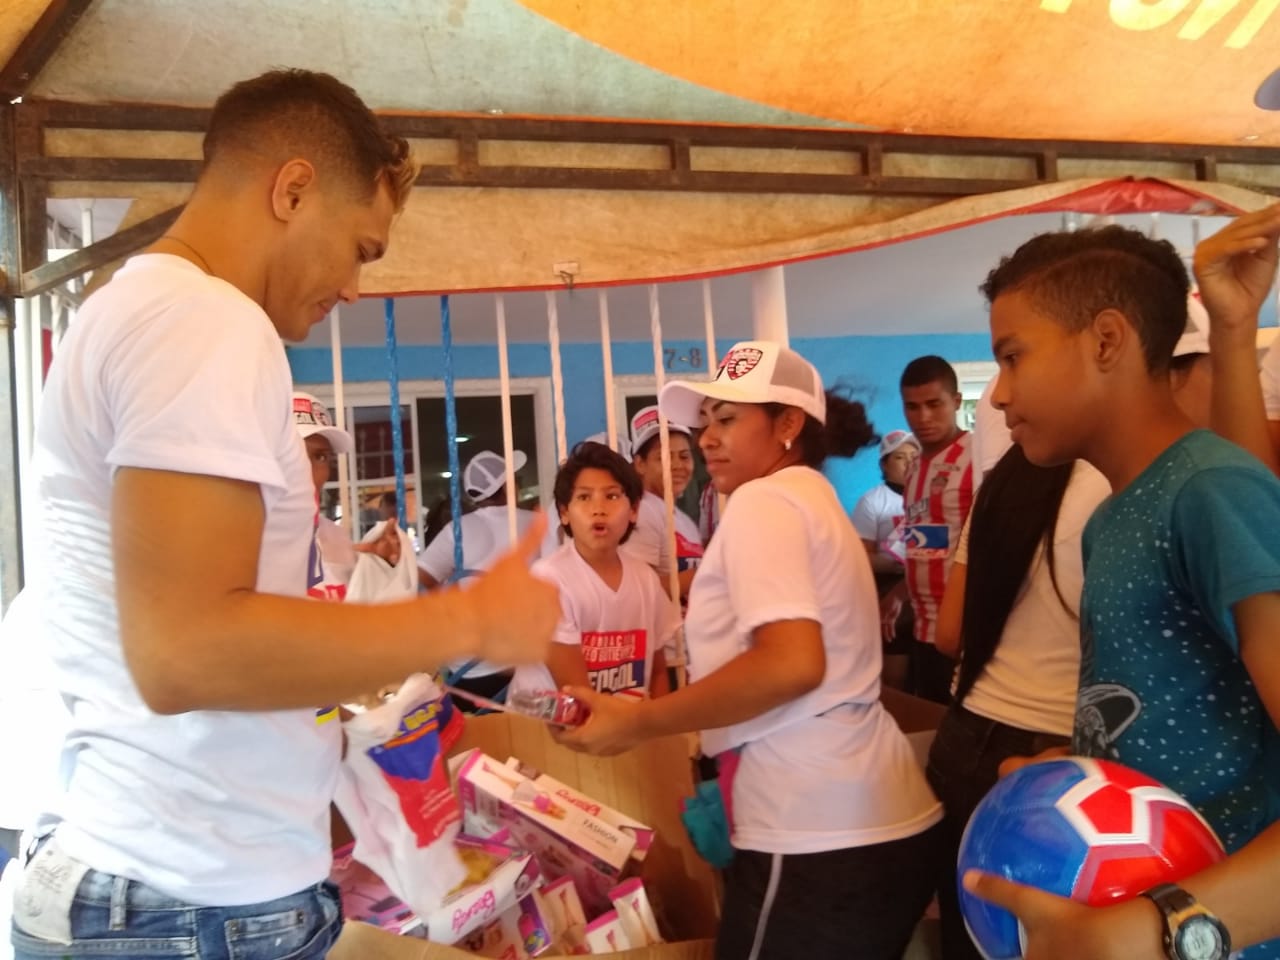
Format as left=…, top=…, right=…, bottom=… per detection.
left=964, top=205, right=1280, bottom=960
left=1077, top=430, right=1280, bottom=856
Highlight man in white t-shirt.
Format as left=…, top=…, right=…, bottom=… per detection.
left=11, top=70, right=557, bottom=960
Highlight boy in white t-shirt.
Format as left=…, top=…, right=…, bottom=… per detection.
left=511, top=442, right=679, bottom=700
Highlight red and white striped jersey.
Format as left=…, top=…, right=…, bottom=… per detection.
left=902, top=433, right=974, bottom=646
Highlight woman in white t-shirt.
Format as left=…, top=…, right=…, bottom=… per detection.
left=622, top=405, right=704, bottom=599
left=927, top=444, right=1109, bottom=960
left=559, top=341, right=943, bottom=960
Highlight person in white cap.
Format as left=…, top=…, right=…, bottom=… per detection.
left=293, top=391, right=359, bottom=597
left=1168, top=291, right=1213, bottom=427
left=418, top=449, right=537, bottom=590
left=293, top=391, right=402, bottom=600
left=851, top=429, right=920, bottom=689
left=418, top=450, right=542, bottom=705
left=558, top=340, right=943, bottom=960
left=622, top=404, right=704, bottom=600
left=851, top=429, right=920, bottom=574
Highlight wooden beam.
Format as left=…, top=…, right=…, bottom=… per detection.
left=0, top=106, right=18, bottom=297
left=19, top=156, right=200, bottom=181
left=20, top=203, right=181, bottom=296
left=0, top=1, right=96, bottom=99
left=31, top=99, right=1280, bottom=167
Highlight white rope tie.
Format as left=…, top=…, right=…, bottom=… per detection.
left=650, top=285, right=688, bottom=678
left=600, top=289, right=619, bottom=452
left=547, top=290, right=568, bottom=464
left=496, top=295, right=519, bottom=545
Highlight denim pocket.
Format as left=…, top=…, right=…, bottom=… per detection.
left=224, top=886, right=341, bottom=960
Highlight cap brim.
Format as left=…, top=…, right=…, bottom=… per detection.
left=469, top=450, right=528, bottom=500
left=304, top=425, right=354, bottom=455
left=659, top=379, right=756, bottom=428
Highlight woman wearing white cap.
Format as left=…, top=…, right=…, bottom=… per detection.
left=559, top=341, right=943, bottom=960
left=622, top=405, right=704, bottom=599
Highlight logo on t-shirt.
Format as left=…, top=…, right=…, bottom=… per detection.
left=675, top=532, right=704, bottom=573
left=904, top=523, right=951, bottom=560
left=581, top=629, right=648, bottom=694
left=719, top=347, right=763, bottom=381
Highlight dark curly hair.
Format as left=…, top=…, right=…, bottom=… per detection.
left=763, top=387, right=877, bottom=470
left=552, top=441, right=643, bottom=542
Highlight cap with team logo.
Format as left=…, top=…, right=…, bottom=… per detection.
left=879, top=430, right=920, bottom=458
left=292, top=392, right=354, bottom=455
left=630, top=404, right=692, bottom=455
left=659, top=340, right=826, bottom=428
left=464, top=449, right=527, bottom=501
left=1173, top=292, right=1211, bottom=358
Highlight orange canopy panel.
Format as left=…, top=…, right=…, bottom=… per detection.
left=521, top=0, right=1280, bottom=146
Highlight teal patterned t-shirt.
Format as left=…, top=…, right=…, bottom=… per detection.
left=1077, top=430, right=1280, bottom=958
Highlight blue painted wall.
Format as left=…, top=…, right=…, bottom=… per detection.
left=288, top=332, right=994, bottom=512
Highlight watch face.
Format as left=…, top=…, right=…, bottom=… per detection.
left=1175, top=919, right=1225, bottom=960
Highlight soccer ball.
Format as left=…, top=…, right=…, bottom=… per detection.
left=957, top=757, right=1226, bottom=960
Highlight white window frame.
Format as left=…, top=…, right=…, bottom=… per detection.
left=610, top=375, right=664, bottom=446
left=954, top=361, right=998, bottom=431
left=302, top=377, right=556, bottom=547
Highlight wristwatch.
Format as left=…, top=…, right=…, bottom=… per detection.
left=1140, top=883, right=1231, bottom=960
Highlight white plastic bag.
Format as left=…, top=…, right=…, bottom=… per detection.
left=346, top=523, right=418, bottom=604
left=333, top=675, right=469, bottom=918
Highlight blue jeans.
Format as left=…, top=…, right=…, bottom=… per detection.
left=11, top=864, right=343, bottom=960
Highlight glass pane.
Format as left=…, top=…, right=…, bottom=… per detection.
left=415, top=394, right=540, bottom=544
left=322, top=404, right=416, bottom=539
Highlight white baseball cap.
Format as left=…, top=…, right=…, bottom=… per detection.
left=879, top=430, right=920, bottom=458
left=659, top=340, right=826, bottom=428
left=464, top=449, right=527, bottom=501
left=629, top=404, right=691, bottom=456
left=1173, top=292, right=1210, bottom=358
left=292, top=392, right=353, bottom=455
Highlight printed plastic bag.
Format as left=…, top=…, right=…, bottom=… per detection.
left=333, top=674, right=468, bottom=916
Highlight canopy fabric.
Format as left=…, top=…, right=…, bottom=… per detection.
left=6, top=0, right=1279, bottom=144
left=75, top=177, right=1272, bottom=302
left=8, top=1, right=1279, bottom=297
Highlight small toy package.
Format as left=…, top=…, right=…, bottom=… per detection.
left=454, top=749, right=637, bottom=913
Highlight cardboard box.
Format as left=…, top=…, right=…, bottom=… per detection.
left=332, top=713, right=717, bottom=960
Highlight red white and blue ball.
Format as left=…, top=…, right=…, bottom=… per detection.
left=957, top=757, right=1226, bottom=960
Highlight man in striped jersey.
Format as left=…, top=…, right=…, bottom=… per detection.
left=899, top=355, right=974, bottom=704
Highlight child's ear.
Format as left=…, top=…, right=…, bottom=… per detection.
left=557, top=504, right=571, bottom=532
